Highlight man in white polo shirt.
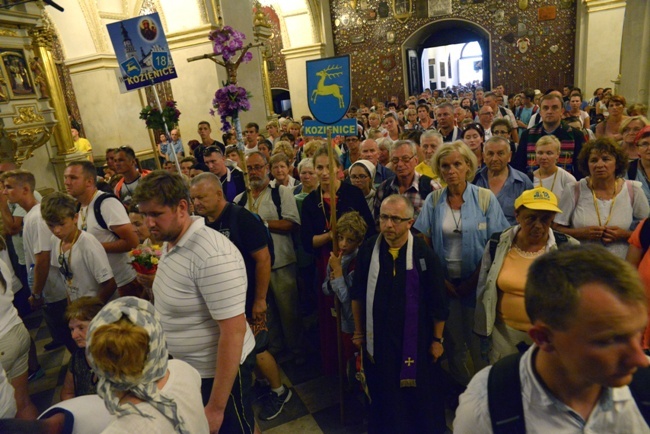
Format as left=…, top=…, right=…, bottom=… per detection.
left=133, top=170, right=256, bottom=434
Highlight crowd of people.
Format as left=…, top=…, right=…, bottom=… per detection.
left=0, top=82, right=649, bottom=433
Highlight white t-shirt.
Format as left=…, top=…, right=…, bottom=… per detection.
left=533, top=167, right=577, bottom=203
left=39, top=395, right=114, bottom=434
left=555, top=179, right=650, bottom=258
left=78, top=192, right=136, bottom=287
left=234, top=184, right=301, bottom=269
left=0, top=362, right=16, bottom=418
left=50, top=231, right=114, bottom=301
left=8, top=191, right=42, bottom=266
left=244, top=144, right=259, bottom=155
left=101, top=360, right=208, bottom=434
left=23, top=204, right=66, bottom=303
left=153, top=217, right=255, bottom=377
left=0, top=258, right=22, bottom=346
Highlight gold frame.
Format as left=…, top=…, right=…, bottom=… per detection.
left=0, top=49, right=37, bottom=99
left=391, top=0, right=413, bottom=23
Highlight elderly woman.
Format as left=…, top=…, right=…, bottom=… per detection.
left=87, top=297, right=208, bottom=433
left=627, top=126, right=650, bottom=205
left=474, top=188, right=579, bottom=363
left=554, top=137, right=650, bottom=258
left=620, top=116, right=650, bottom=160
left=60, top=297, right=104, bottom=401
left=532, top=135, right=577, bottom=200
left=376, top=137, right=393, bottom=167
left=293, top=157, right=318, bottom=197
left=269, top=153, right=298, bottom=188
left=414, top=141, right=508, bottom=385
left=596, top=95, right=628, bottom=141
left=349, top=159, right=377, bottom=218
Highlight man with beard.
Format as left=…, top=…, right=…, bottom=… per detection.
left=473, top=136, right=532, bottom=225
left=133, top=171, right=256, bottom=434
left=234, top=152, right=304, bottom=362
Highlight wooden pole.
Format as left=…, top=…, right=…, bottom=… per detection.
left=327, top=127, right=346, bottom=425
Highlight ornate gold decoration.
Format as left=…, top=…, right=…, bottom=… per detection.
left=3, top=126, right=52, bottom=164
left=28, top=25, right=55, bottom=51
left=13, top=107, right=44, bottom=125
left=0, top=29, right=18, bottom=37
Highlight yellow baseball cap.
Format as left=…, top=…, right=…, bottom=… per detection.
left=514, top=187, right=562, bottom=213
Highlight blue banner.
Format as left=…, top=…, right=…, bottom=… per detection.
left=303, top=119, right=358, bottom=138
left=307, top=55, right=351, bottom=124
left=107, top=13, right=177, bottom=92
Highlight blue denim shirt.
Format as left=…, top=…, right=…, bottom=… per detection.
left=414, top=184, right=509, bottom=286
left=473, top=165, right=533, bottom=225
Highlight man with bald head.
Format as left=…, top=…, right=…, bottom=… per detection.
left=513, top=92, right=585, bottom=178
left=360, top=139, right=394, bottom=185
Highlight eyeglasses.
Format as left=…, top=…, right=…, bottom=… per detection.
left=203, top=146, right=223, bottom=156
left=379, top=214, right=412, bottom=224
left=58, top=253, right=73, bottom=281
left=350, top=174, right=369, bottom=180
left=390, top=155, right=415, bottom=165
left=246, top=164, right=267, bottom=172
left=639, top=142, right=650, bottom=149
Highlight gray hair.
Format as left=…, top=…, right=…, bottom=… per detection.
left=390, top=140, right=417, bottom=157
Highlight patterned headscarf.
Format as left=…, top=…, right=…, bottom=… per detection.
left=86, top=296, right=188, bottom=434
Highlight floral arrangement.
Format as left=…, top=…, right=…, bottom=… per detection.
left=211, top=84, right=252, bottom=132
left=128, top=244, right=163, bottom=275
left=208, top=26, right=253, bottom=64
left=139, top=100, right=181, bottom=132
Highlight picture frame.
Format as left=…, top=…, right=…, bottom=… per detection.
left=440, top=61, right=446, bottom=78
left=0, top=49, right=36, bottom=99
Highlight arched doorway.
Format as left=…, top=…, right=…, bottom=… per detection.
left=403, top=19, right=491, bottom=96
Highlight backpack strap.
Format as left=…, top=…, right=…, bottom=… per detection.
left=91, top=193, right=120, bottom=235
left=640, top=219, right=650, bottom=254
left=488, top=230, right=503, bottom=263
left=628, top=159, right=639, bottom=182
left=271, top=186, right=283, bottom=220
left=418, top=175, right=434, bottom=200
left=625, top=179, right=635, bottom=205
left=488, top=352, right=526, bottom=434
left=627, top=365, right=650, bottom=429
left=237, top=192, right=248, bottom=207
left=478, top=187, right=491, bottom=214
left=552, top=230, right=569, bottom=245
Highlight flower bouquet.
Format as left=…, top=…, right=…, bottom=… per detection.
left=139, top=100, right=181, bottom=132
left=128, top=244, right=162, bottom=275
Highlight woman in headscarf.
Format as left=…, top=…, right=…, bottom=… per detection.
left=86, top=297, right=208, bottom=434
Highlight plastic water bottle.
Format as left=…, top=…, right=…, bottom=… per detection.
left=27, top=264, right=34, bottom=291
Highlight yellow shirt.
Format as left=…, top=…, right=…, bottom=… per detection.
left=415, top=161, right=436, bottom=180
left=75, top=137, right=92, bottom=153
left=496, top=248, right=537, bottom=332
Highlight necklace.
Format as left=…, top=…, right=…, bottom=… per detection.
left=538, top=168, right=558, bottom=192
left=447, top=196, right=462, bottom=233
left=79, top=190, right=99, bottom=231
left=59, top=229, right=80, bottom=284
left=512, top=244, right=546, bottom=258
left=250, top=188, right=268, bottom=215
left=590, top=178, right=618, bottom=226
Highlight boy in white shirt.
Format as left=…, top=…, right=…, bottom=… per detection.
left=41, top=192, right=116, bottom=303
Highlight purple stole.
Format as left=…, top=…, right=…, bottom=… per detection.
left=366, top=232, right=420, bottom=387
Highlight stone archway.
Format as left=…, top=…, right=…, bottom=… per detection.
left=402, top=19, right=491, bottom=96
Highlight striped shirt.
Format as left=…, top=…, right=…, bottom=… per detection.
left=153, top=217, right=255, bottom=378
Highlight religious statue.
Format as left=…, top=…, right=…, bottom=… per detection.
left=29, top=57, right=49, bottom=99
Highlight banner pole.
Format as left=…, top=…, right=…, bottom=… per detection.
left=151, top=85, right=182, bottom=174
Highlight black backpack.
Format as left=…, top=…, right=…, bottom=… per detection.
left=76, top=193, right=120, bottom=236
left=236, top=186, right=283, bottom=221
left=226, top=204, right=275, bottom=267
left=488, top=352, right=650, bottom=433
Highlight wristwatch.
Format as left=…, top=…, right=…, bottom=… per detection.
left=32, top=292, right=42, bottom=300
left=432, top=336, right=444, bottom=344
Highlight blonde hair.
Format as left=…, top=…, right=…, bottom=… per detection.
left=271, top=141, right=295, bottom=161
left=432, top=141, right=478, bottom=182
left=303, top=140, right=323, bottom=158
left=89, top=317, right=149, bottom=379
left=535, top=135, right=561, bottom=153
